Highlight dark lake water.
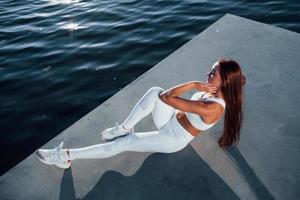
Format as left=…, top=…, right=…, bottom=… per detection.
left=0, top=0, right=299, bottom=176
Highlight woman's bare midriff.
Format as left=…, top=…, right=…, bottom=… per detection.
left=175, top=110, right=201, bottom=137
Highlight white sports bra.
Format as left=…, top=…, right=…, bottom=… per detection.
left=185, top=91, right=226, bottom=131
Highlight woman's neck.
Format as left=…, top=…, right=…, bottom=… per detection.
left=215, top=90, right=224, bottom=100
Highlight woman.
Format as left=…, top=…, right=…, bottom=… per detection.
left=36, top=58, right=246, bottom=169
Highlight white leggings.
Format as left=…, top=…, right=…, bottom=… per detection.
left=68, top=87, right=194, bottom=160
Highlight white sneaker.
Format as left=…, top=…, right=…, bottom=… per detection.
left=35, top=141, right=71, bottom=169
left=100, top=122, right=134, bottom=141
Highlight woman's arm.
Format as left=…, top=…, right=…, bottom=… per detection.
left=160, top=80, right=208, bottom=97
left=159, top=81, right=217, bottom=115
left=160, top=81, right=196, bottom=97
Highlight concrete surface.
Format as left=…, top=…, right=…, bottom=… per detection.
left=1, top=13, right=299, bottom=200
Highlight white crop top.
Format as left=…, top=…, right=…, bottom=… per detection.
left=185, top=91, right=226, bottom=131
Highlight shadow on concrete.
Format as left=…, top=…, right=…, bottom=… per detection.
left=224, top=146, right=275, bottom=200
left=59, top=145, right=241, bottom=200
left=57, top=140, right=278, bottom=199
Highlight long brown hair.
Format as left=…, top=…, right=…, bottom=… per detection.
left=217, top=58, right=246, bottom=147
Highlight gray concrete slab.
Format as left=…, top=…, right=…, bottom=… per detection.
left=1, top=13, right=300, bottom=200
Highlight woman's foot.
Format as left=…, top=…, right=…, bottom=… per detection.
left=100, top=122, right=134, bottom=141
left=35, top=141, right=71, bottom=169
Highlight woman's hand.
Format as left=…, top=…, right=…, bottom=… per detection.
left=203, top=84, right=218, bottom=97
left=192, top=81, right=217, bottom=97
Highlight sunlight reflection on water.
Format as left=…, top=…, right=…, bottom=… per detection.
left=48, top=0, right=80, bottom=5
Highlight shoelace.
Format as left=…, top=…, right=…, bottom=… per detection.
left=112, top=122, right=131, bottom=137
left=111, top=122, right=121, bottom=137
left=47, top=148, right=65, bottom=164
left=47, top=149, right=58, bottom=163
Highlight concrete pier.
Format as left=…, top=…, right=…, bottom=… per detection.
left=1, top=13, right=299, bottom=200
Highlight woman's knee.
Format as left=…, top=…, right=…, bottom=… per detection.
left=142, top=87, right=165, bottom=105
left=146, top=86, right=165, bottom=97
left=138, top=87, right=164, bottom=110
